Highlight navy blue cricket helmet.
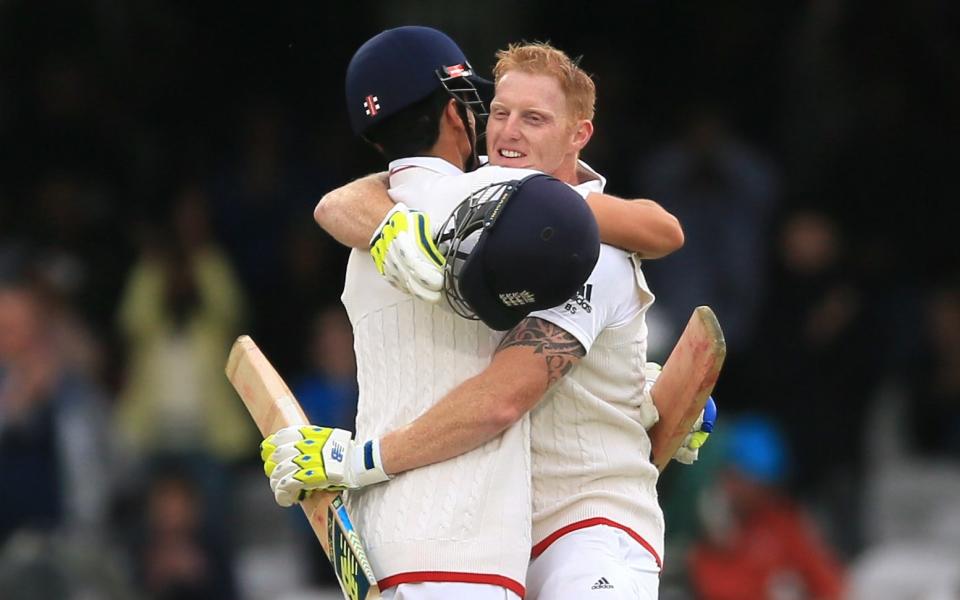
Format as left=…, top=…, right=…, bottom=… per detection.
left=345, top=26, right=492, bottom=136
left=438, top=174, right=601, bottom=331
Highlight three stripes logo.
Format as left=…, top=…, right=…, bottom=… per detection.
left=564, top=283, right=593, bottom=315
left=591, top=577, right=614, bottom=590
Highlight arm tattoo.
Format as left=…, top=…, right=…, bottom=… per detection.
left=496, top=317, right=585, bottom=386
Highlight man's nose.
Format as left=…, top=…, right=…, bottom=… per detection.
left=502, top=115, right=522, bottom=139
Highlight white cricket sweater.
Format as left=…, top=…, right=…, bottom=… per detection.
left=341, top=157, right=549, bottom=596
left=528, top=165, right=665, bottom=567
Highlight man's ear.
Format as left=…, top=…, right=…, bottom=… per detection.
left=571, top=119, right=594, bottom=152
left=444, top=98, right=466, bottom=132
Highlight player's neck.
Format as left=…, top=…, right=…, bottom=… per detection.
left=424, top=145, right=467, bottom=172
left=553, top=156, right=580, bottom=186
left=425, top=121, right=469, bottom=171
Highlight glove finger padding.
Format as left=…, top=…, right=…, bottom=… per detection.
left=273, top=473, right=312, bottom=508
left=672, top=445, right=699, bottom=465
left=370, top=203, right=445, bottom=303
left=269, top=456, right=302, bottom=495
left=404, top=269, right=442, bottom=304
left=391, top=228, right=443, bottom=298
left=382, top=240, right=442, bottom=302
left=635, top=388, right=660, bottom=430
left=644, top=361, right=663, bottom=383
left=264, top=426, right=335, bottom=479
left=635, top=361, right=662, bottom=430
left=673, top=396, right=718, bottom=465
left=269, top=427, right=353, bottom=505
left=260, top=436, right=279, bottom=477
left=397, top=223, right=444, bottom=289
left=261, top=426, right=311, bottom=476
left=259, top=425, right=390, bottom=507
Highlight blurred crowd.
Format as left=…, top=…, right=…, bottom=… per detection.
left=1, top=1, right=958, bottom=599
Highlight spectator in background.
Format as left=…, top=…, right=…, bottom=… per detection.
left=19, top=170, right=130, bottom=335
left=750, top=210, right=878, bottom=557
left=264, top=222, right=348, bottom=375
left=293, top=306, right=358, bottom=437
left=287, top=306, right=359, bottom=588
left=131, top=467, right=237, bottom=600
left=689, top=415, right=846, bottom=600
left=205, top=98, right=335, bottom=366
left=115, top=183, right=254, bottom=469
left=904, top=280, right=960, bottom=457
left=0, top=274, right=113, bottom=544
left=637, top=107, right=779, bottom=356
left=752, top=211, right=875, bottom=494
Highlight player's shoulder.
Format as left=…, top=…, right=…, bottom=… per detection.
left=462, top=165, right=543, bottom=186
left=417, top=166, right=543, bottom=204
left=545, top=244, right=635, bottom=318
left=578, top=244, right=648, bottom=326
left=589, top=244, right=635, bottom=285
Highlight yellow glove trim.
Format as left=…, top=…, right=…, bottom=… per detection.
left=369, top=209, right=444, bottom=275
left=370, top=212, right=406, bottom=275
left=689, top=430, right=710, bottom=450
left=413, top=212, right=444, bottom=267
left=260, top=434, right=278, bottom=477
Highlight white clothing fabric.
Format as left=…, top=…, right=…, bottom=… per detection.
left=526, top=525, right=660, bottom=600
left=526, top=164, right=665, bottom=566
left=382, top=581, right=522, bottom=600
left=342, top=157, right=551, bottom=595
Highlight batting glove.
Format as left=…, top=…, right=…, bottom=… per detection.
left=369, top=202, right=445, bottom=303
left=635, top=362, right=662, bottom=430
left=673, top=396, right=718, bottom=465
left=260, top=426, right=389, bottom=507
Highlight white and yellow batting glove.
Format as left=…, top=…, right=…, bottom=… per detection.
left=369, top=202, right=445, bottom=303
left=673, top=396, right=718, bottom=465
left=260, top=426, right=389, bottom=507
left=636, top=362, right=662, bottom=430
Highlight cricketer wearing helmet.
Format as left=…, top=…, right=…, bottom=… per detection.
left=263, top=27, right=604, bottom=600
left=261, top=28, right=712, bottom=600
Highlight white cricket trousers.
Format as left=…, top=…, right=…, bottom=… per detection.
left=527, top=525, right=660, bottom=600
left=382, top=582, right=522, bottom=600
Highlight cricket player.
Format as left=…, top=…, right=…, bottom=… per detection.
left=263, top=29, right=705, bottom=599
left=262, top=26, right=644, bottom=600
left=287, top=43, right=714, bottom=599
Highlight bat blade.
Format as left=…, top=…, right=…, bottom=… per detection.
left=226, top=335, right=381, bottom=599
left=648, top=306, right=726, bottom=472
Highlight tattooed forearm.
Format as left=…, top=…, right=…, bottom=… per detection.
left=496, top=317, right=585, bottom=386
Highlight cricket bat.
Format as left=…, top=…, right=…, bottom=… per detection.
left=226, top=335, right=381, bottom=600
left=648, top=306, right=726, bottom=472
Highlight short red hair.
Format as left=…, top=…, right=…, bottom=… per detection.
left=493, top=42, right=596, bottom=122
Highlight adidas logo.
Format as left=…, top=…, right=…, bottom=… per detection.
left=563, top=283, right=593, bottom=315
left=591, top=577, right=614, bottom=590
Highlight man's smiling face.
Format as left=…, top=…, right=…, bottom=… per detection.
left=485, top=71, right=580, bottom=178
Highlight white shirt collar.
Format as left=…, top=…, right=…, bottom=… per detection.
left=576, top=159, right=607, bottom=192
left=388, top=156, right=464, bottom=179
left=388, top=155, right=607, bottom=196
left=477, top=156, right=607, bottom=191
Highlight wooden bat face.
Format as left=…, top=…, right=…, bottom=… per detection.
left=226, top=336, right=381, bottom=599
left=648, top=306, right=726, bottom=472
